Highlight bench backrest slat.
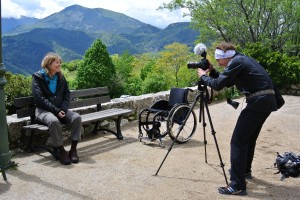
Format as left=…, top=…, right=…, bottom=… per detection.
left=69, top=95, right=110, bottom=109
left=16, top=107, right=35, bottom=119
left=70, top=87, right=109, bottom=98
left=14, top=96, right=35, bottom=107
left=14, top=87, right=111, bottom=118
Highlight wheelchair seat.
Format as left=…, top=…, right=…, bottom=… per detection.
left=150, top=87, right=189, bottom=112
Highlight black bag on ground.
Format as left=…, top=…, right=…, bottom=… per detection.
left=274, top=152, right=300, bottom=179
left=274, top=86, right=285, bottom=109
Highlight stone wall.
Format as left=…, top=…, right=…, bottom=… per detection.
left=283, top=84, right=300, bottom=96
left=7, top=87, right=199, bottom=149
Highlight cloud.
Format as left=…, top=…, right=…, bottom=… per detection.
left=1, top=0, right=190, bottom=28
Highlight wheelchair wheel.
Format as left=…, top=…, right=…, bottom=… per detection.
left=139, top=110, right=168, bottom=140
left=167, top=104, right=197, bottom=143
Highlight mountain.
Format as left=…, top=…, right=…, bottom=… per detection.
left=7, top=5, right=156, bottom=36
left=2, top=5, right=199, bottom=75
left=3, top=28, right=94, bottom=75
left=2, top=16, right=39, bottom=34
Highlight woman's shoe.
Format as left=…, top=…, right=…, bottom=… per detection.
left=58, top=150, right=71, bottom=165
left=69, top=149, right=79, bottom=163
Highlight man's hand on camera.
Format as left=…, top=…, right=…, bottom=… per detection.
left=198, top=68, right=209, bottom=78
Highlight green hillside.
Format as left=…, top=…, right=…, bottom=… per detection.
left=3, top=28, right=94, bottom=75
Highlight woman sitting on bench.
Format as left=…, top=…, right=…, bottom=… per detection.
left=32, top=52, right=82, bottom=165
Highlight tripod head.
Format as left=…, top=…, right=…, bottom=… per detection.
left=198, top=80, right=213, bottom=104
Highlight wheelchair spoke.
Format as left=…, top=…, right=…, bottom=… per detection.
left=168, top=104, right=197, bottom=143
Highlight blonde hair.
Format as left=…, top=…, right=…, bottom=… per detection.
left=216, top=42, right=236, bottom=52
left=41, top=52, right=63, bottom=78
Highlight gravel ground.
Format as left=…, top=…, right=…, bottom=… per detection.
left=1, top=95, right=299, bottom=200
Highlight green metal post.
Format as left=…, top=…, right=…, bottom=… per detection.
left=0, top=1, right=12, bottom=181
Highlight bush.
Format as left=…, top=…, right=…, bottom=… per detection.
left=75, top=39, right=116, bottom=94
left=243, top=42, right=300, bottom=89
left=142, top=73, right=169, bottom=94
left=4, top=72, right=32, bottom=114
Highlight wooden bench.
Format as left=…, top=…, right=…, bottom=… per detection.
left=14, top=86, right=132, bottom=158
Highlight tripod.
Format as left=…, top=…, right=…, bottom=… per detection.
left=155, top=83, right=228, bottom=185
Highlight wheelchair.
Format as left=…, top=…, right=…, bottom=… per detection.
left=138, top=87, right=197, bottom=147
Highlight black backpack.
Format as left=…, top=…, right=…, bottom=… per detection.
left=274, top=152, right=300, bottom=180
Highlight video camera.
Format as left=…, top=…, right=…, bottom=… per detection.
left=187, top=43, right=210, bottom=70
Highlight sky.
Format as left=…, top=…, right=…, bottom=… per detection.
left=2, top=0, right=191, bottom=28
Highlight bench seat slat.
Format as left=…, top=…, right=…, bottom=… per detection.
left=23, top=124, right=49, bottom=131
left=81, top=108, right=132, bottom=124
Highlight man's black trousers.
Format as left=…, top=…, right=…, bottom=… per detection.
left=229, top=109, right=271, bottom=190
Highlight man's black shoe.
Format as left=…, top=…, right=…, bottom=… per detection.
left=218, top=185, right=247, bottom=195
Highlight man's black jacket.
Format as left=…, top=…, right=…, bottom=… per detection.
left=200, top=53, right=277, bottom=112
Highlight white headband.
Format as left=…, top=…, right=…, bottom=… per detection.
left=215, top=49, right=236, bottom=60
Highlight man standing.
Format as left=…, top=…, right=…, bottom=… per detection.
left=197, top=42, right=277, bottom=195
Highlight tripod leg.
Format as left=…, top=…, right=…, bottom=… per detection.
left=204, top=100, right=228, bottom=185
left=200, top=99, right=208, bottom=163
left=154, top=136, right=177, bottom=175
left=155, top=100, right=199, bottom=176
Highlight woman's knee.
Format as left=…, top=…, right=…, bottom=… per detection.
left=49, top=118, right=61, bottom=128
left=73, top=113, right=82, bottom=123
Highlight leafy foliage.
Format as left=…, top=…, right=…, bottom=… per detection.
left=111, top=51, right=136, bottom=96
left=158, top=42, right=192, bottom=87
left=142, top=73, right=169, bottom=94
left=4, top=72, right=32, bottom=114
left=161, top=0, right=300, bottom=54
left=61, top=59, right=81, bottom=72
left=243, top=42, right=300, bottom=88
left=75, top=39, right=116, bottom=94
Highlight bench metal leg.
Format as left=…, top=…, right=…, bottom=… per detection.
left=1, top=161, right=17, bottom=181
left=115, top=116, right=124, bottom=140
left=1, top=165, right=7, bottom=181
left=25, top=130, right=56, bottom=159
left=26, top=130, right=34, bottom=153
left=90, top=117, right=124, bottom=140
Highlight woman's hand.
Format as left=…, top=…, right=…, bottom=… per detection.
left=58, top=110, right=65, bottom=118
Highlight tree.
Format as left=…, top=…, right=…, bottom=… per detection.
left=243, top=42, right=300, bottom=88
left=112, top=51, right=135, bottom=83
left=111, top=51, right=136, bottom=96
left=161, top=0, right=300, bottom=53
left=157, top=42, right=191, bottom=87
left=142, top=73, right=169, bottom=94
left=75, top=39, right=116, bottom=92
left=4, top=72, right=32, bottom=114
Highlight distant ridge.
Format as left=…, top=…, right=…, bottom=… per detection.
left=2, top=5, right=199, bottom=75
